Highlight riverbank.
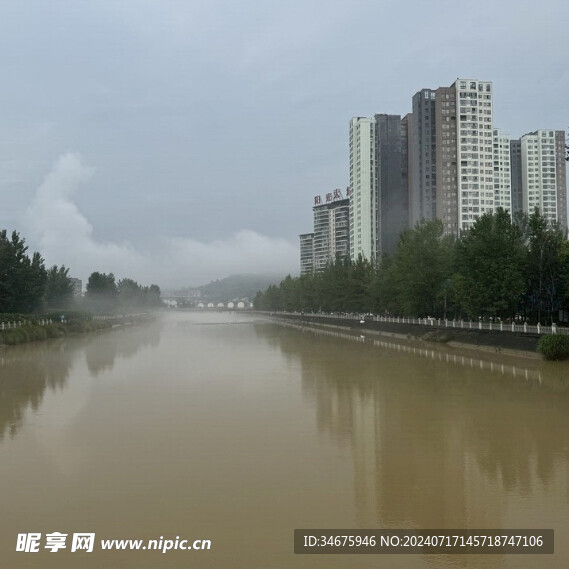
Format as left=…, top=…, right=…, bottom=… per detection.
left=267, top=312, right=541, bottom=358
left=0, top=314, right=154, bottom=347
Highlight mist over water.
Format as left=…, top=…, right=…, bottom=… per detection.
left=1, top=312, right=568, bottom=568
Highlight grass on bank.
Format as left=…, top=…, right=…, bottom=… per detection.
left=537, top=334, right=569, bottom=361
left=0, top=320, right=113, bottom=346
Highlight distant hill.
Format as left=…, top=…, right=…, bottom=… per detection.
left=197, top=273, right=286, bottom=302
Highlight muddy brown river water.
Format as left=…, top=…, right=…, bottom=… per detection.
left=1, top=311, right=568, bottom=568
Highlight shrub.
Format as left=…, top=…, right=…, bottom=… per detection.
left=44, top=323, right=66, bottom=338
left=30, top=327, right=48, bottom=342
left=423, top=330, right=452, bottom=343
left=67, top=320, right=84, bottom=333
left=0, top=325, right=49, bottom=345
left=0, top=315, right=119, bottom=345
left=0, top=329, right=26, bottom=345
left=538, top=334, right=569, bottom=361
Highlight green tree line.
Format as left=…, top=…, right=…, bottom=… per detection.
left=255, top=209, right=569, bottom=324
left=0, top=229, right=162, bottom=314
left=84, top=272, right=162, bottom=312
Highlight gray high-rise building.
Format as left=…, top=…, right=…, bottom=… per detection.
left=555, top=130, right=567, bottom=230
left=299, top=233, right=314, bottom=275
left=510, top=139, right=523, bottom=215
left=434, top=85, right=458, bottom=234
left=375, top=114, right=409, bottom=256
left=409, top=89, right=437, bottom=226
left=493, top=129, right=512, bottom=213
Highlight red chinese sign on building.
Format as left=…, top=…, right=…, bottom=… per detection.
left=314, top=189, right=348, bottom=206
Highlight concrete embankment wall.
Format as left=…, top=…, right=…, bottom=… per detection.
left=267, top=313, right=541, bottom=358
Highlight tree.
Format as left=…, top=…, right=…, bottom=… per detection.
left=44, top=265, right=74, bottom=308
left=0, top=230, right=47, bottom=313
left=318, top=257, right=351, bottom=312
left=560, top=241, right=569, bottom=312
left=345, top=255, right=375, bottom=313
left=454, top=210, right=525, bottom=318
left=144, top=284, right=162, bottom=307
left=253, top=290, right=265, bottom=310
left=521, top=209, right=565, bottom=323
left=263, top=284, right=282, bottom=311
left=85, top=272, right=118, bottom=312
left=384, top=220, right=454, bottom=317
left=117, top=278, right=142, bottom=308
left=279, top=275, right=299, bottom=312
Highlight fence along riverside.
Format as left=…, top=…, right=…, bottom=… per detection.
left=273, top=312, right=567, bottom=336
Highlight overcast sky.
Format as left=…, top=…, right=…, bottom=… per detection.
left=1, top=0, right=567, bottom=288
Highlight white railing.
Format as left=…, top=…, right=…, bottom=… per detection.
left=1, top=321, right=21, bottom=330
left=272, top=312, right=569, bottom=336
left=1, top=319, right=54, bottom=330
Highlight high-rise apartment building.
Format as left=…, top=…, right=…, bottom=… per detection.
left=520, top=129, right=567, bottom=228
left=299, top=233, right=315, bottom=275
left=313, top=197, right=350, bottom=271
left=342, top=77, right=565, bottom=268
left=376, top=114, right=409, bottom=255
left=555, top=131, right=567, bottom=230
left=349, top=117, right=378, bottom=261
left=409, top=89, right=437, bottom=226
left=435, top=79, right=494, bottom=235
left=299, top=192, right=350, bottom=275
left=349, top=114, right=410, bottom=261
left=434, top=86, right=458, bottom=233
left=510, top=139, right=523, bottom=215
left=493, top=129, right=512, bottom=213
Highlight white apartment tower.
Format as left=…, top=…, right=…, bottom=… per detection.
left=349, top=117, right=378, bottom=261
left=435, top=79, right=494, bottom=234
left=520, top=130, right=567, bottom=227
left=493, top=129, right=512, bottom=213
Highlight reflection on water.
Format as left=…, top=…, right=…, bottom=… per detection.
left=0, top=321, right=162, bottom=440
left=85, top=322, right=161, bottom=376
left=269, top=318, right=569, bottom=386
left=0, top=343, right=74, bottom=440
left=256, top=319, right=569, bottom=568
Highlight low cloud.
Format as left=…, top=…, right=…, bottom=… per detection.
left=24, top=153, right=147, bottom=278
left=166, top=230, right=298, bottom=287
left=24, top=153, right=298, bottom=288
